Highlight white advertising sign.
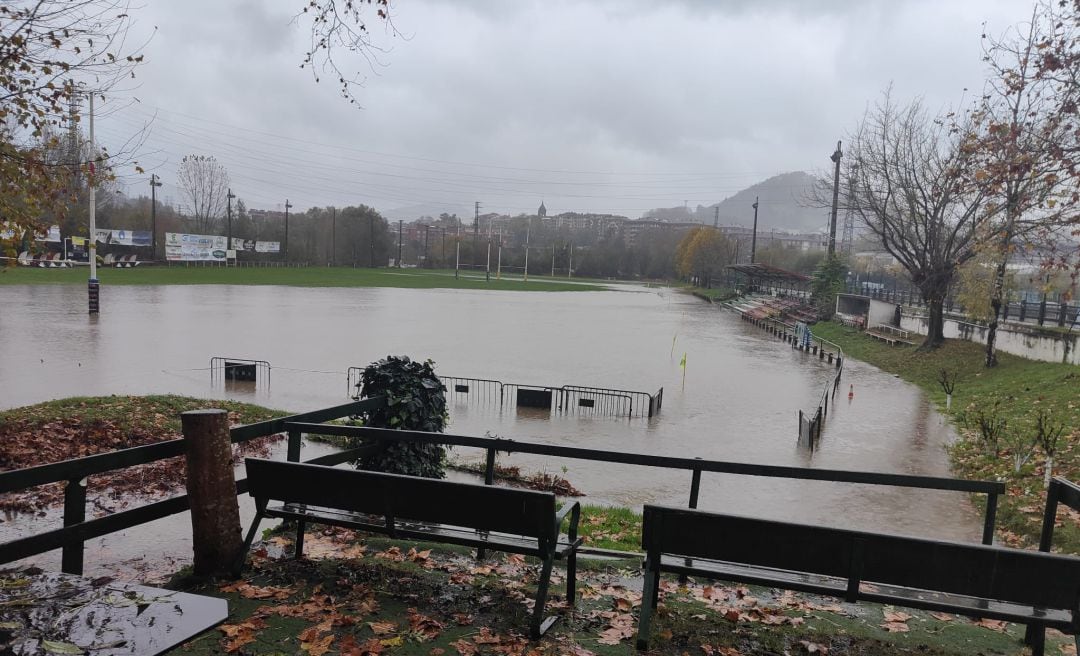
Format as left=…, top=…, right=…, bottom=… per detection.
left=164, top=232, right=229, bottom=262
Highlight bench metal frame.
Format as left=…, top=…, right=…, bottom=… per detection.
left=636, top=505, right=1080, bottom=654
left=1025, top=477, right=1080, bottom=651
left=239, top=458, right=582, bottom=639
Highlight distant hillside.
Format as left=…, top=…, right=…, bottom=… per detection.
left=650, top=171, right=828, bottom=233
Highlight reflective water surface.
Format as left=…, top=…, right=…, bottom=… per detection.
left=0, top=283, right=980, bottom=577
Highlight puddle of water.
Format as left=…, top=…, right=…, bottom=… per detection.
left=0, top=283, right=981, bottom=576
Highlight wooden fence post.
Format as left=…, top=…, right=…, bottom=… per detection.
left=182, top=409, right=243, bottom=577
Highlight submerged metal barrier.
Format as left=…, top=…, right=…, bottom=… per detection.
left=347, top=371, right=663, bottom=419
left=210, top=357, right=271, bottom=387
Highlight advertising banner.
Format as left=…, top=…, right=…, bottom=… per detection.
left=228, top=238, right=279, bottom=254
left=34, top=225, right=61, bottom=242
left=165, top=232, right=229, bottom=262
left=95, top=229, right=151, bottom=247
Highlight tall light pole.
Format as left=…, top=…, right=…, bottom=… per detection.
left=750, top=196, right=759, bottom=264
left=226, top=188, right=235, bottom=256
left=331, top=207, right=336, bottom=266
left=524, top=217, right=531, bottom=281
left=150, top=174, right=162, bottom=262
left=284, top=199, right=292, bottom=264
left=828, top=140, right=843, bottom=257
left=87, top=90, right=99, bottom=313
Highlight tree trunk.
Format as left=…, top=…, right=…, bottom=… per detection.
left=182, top=409, right=243, bottom=578
left=1045, top=455, right=1054, bottom=489
left=986, top=198, right=1018, bottom=368
left=985, top=256, right=1009, bottom=368
left=920, top=298, right=947, bottom=350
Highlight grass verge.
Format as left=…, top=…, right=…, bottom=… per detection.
left=812, top=321, right=1080, bottom=553
left=0, top=394, right=288, bottom=435
left=0, top=266, right=605, bottom=291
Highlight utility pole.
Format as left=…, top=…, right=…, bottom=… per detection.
left=369, top=212, right=375, bottom=267
left=226, top=188, right=235, bottom=260
left=713, top=205, right=719, bottom=229
left=551, top=243, right=556, bottom=277
left=750, top=196, right=759, bottom=264
left=474, top=201, right=480, bottom=269
left=423, top=225, right=430, bottom=268
left=87, top=90, right=99, bottom=313
left=485, top=240, right=491, bottom=282
left=441, top=227, right=446, bottom=268
left=284, top=199, right=292, bottom=264
left=828, top=140, right=842, bottom=257
left=397, top=220, right=403, bottom=267
left=150, top=174, right=162, bottom=261
left=331, top=207, right=337, bottom=266
left=524, top=217, right=531, bottom=282
left=841, top=166, right=856, bottom=254
left=568, top=242, right=572, bottom=279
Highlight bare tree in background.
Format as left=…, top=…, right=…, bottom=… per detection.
left=0, top=1, right=147, bottom=236
left=177, top=155, right=230, bottom=233
left=839, top=92, right=996, bottom=350
left=298, top=0, right=395, bottom=105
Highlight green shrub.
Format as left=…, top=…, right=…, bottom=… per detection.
left=353, top=355, right=448, bottom=478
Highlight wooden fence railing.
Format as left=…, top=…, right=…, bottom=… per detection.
left=0, top=397, right=384, bottom=575
left=287, top=423, right=1005, bottom=548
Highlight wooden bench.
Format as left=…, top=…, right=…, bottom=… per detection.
left=240, top=458, right=582, bottom=638
left=876, top=324, right=911, bottom=339
left=636, top=505, right=1080, bottom=655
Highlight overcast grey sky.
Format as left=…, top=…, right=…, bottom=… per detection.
left=96, top=0, right=1034, bottom=220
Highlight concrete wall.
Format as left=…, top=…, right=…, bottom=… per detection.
left=868, top=299, right=899, bottom=328
left=899, top=311, right=1080, bottom=365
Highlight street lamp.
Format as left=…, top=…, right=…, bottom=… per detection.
left=226, top=188, right=236, bottom=259
left=284, top=199, right=292, bottom=264
left=150, top=174, right=162, bottom=261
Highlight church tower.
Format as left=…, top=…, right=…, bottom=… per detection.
left=537, top=201, right=547, bottom=218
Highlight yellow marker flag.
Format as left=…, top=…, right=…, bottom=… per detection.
left=671, top=334, right=677, bottom=358
left=680, top=352, right=687, bottom=369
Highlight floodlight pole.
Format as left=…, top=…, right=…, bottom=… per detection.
left=87, top=91, right=99, bottom=314
left=750, top=197, right=759, bottom=265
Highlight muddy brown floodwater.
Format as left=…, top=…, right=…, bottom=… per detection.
left=0, top=282, right=981, bottom=578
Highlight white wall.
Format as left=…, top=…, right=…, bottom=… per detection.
left=899, top=311, right=1080, bottom=365
left=868, top=299, right=898, bottom=328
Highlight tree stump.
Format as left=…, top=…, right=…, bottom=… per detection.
left=182, top=409, right=242, bottom=577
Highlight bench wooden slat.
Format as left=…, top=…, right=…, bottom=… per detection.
left=242, top=458, right=581, bottom=640
left=644, top=506, right=1080, bottom=610
left=246, top=458, right=555, bottom=541
left=637, top=505, right=1080, bottom=653
left=266, top=505, right=580, bottom=558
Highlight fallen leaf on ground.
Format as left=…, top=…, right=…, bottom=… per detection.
left=368, top=621, right=397, bottom=635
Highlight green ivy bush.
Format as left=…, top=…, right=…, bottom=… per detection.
left=353, top=355, right=448, bottom=478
